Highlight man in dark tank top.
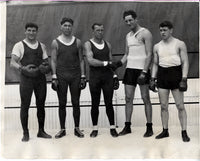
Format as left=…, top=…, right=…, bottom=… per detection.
left=84, top=23, right=119, bottom=138
left=51, top=17, right=86, bottom=138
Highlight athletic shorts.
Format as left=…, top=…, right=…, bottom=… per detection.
left=123, top=68, right=150, bottom=86
left=157, top=65, right=182, bottom=90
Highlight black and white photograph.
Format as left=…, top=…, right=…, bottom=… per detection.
left=0, top=0, right=199, bottom=160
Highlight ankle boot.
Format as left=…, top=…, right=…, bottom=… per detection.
left=110, top=129, right=118, bottom=137
left=55, top=129, right=66, bottom=139
left=143, top=123, right=153, bottom=137
left=74, top=128, right=84, bottom=138
left=22, top=130, right=29, bottom=142
left=119, top=122, right=131, bottom=136
left=37, top=129, right=52, bottom=139
left=182, top=130, right=190, bottom=142
left=90, top=130, right=98, bottom=138
left=155, top=128, right=169, bottom=139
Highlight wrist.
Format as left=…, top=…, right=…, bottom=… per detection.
left=81, top=75, right=86, bottom=78
left=52, top=74, right=57, bottom=79
left=142, top=70, right=147, bottom=73
left=113, top=74, right=117, bottom=78
left=103, top=61, right=108, bottom=66
left=182, top=77, right=187, bottom=81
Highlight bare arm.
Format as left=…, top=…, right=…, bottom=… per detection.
left=151, top=45, right=159, bottom=78
left=120, top=38, right=128, bottom=64
left=179, top=41, right=189, bottom=78
left=84, top=41, right=105, bottom=67
left=143, top=29, right=153, bottom=72
left=50, top=40, right=58, bottom=77
left=77, top=39, right=85, bottom=76
left=10, top=54, right=21, bottom=71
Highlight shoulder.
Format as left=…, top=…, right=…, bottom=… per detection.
left=175, top=38, right=186, bottom=46
left=51, top=39, right=58, bottom=48
left=153, top=41, right=161, bottom=51
left=76, top=37, right=82, bottom=47
left=105, top=40, right=111, bottom=48
left=142, top=28, right=152, bottom=38
left=13, top=41, right=23, bottom=48
left=39, top=42, right=46, bottom=48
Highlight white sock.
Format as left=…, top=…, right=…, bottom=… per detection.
left=110, top=125, right=115, bottom=129
left=93, top=126, right=98, bottom=130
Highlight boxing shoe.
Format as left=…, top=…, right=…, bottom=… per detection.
left=22, top=131, right=29, bottom=142
left=74, top=128, right=84, bottom=138
left=155, top=128, right=169, bottom=139
left=90, top=130, right=98, bottom=138
left=110, top=129, right=118, bottom=137
left=182, top=130, right=190, bottom=142
left=143, top=123, right=153, bottom=137
left=119, top=122, right=132, bottom=136
left=37, top=129, right=52, bottom=139
left=55, top=129, right=66, bottom=139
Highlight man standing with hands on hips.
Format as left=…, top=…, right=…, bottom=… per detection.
left=51, top=17, right=86, bottom=138
left=111, top=10, right=154, bottom=137
left=150, top=21, right=190, bottom=142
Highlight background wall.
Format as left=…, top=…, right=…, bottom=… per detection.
left=5, top=1, right=199, bottom=83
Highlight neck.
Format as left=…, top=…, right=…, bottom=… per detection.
left=25, top=38, right=37, bottom=44
left=131, top=24, right=141, bottom=33
left=92, top=37, right=103, bottom=44
left=163, top=36, right=173, bottom=43
left=61, top=34, right=72, bottom=40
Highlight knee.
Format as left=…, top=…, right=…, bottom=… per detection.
left=125, top=95, right=133, bottom=104
left=176, top=103, right=185, bottom=111
left=141, top=95, right=150, bottom=104
left=160, top=103, right=168, bottom=112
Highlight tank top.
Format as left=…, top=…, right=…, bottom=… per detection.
left=126, top=28, right=147, bottom=69
left=56, top=38, right=80, bottom=72
left=89, top=40, right=110, bottom=71
left=157, top=38, right=181, bottom=67
left=20, top=41, right=43, bottom=67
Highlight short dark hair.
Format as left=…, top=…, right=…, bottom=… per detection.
left=25, top=22, right=38, bottom=30
left=60, top=17, right=74, bottom=25
left=123, top=10, right=137, bottom=19
left=91, top=23, right=103, bottom=30
left=159, top=21, right=173, bottom=29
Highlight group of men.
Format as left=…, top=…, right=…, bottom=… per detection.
left=10, top=10, right=190, bottom=143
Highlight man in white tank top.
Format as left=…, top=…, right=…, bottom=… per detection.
left=150, top=21, right=190, bottom=142
left=114, top=10, right=153, bottom=137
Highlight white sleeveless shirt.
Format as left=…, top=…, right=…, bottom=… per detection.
left=157, top=38, right=181, bottom=67
left=126, top=28, right=147, bottom=69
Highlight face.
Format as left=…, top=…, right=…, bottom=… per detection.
left=159, top=27, right=173, bottom=40
left=61, top=21, right=73, bottom=36
left=25, top=27, right=38, bottom=41
left=93, top=25, right=104, bottom=40
left=124, top=15, right=137, bottom=30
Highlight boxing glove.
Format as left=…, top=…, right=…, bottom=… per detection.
left=108, top=61, right=123, bottom=71
left=179, top=77, right=187, bottom=92
left=113, top=76, right=119, bottom=90
left=137, top=71, right=147, bottom=85
left=51, top=78, right=59, bottom=91
left=39, top=61, right=51, bottom=74
left=20, top=64, right=40, bottom=77
left=149, top=78, right=157, bottom=92
left=79, top=76, right=87, bottom=90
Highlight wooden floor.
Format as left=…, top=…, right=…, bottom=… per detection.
left=1, top=126, right=199, bottom=159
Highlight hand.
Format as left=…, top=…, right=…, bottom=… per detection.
left=79, top=76, right=87, bottom=90
left=137, top=71, right=147, bottom=85
left=108, top=61, right=122, bottom=71
left=179, top=78, right=187, bottom=92
left=113, top=76, right=119, bottom=90
left=39, top=61, right=51, bottom=74
left=149, top=78, right=157, bottom=92
left=21, top=64, right=40, bottom=77
left=51, top=78, right=59, bottom=91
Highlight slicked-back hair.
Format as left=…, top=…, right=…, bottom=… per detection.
left=92, top=23, right=103, bottom=30
left=159, top=21, right=173, bottom=29
left=25, top=22, right=38, bottom=31
left=60, top=17, right=74, bottom=25
left=123, top=10, right=137, bottom=19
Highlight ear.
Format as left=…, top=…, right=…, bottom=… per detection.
left=170, top=28, right=173, bottom=34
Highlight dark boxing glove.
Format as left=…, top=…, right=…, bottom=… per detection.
left=39, top=61, right=51, bottom=74
left=51, top=78, right=59, bottom=91
left=137, top=71, right=147, bottom=85
left=179, top=77, right=187, bottom=92
left=108, top=61, right=123, bottom=71
left=113, top=76, right=119, bottom=90
left=20, top=64, right=40, bottom=77
left=149, top=78, right=157, bottom=92
left=79, top=76, right=87, bottom=90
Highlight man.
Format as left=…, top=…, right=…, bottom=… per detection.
left=111, top=10, right=153, bottom=137
left=10, top=22, right=52, bottom=142
left=51, top=17, right=86, bottom=138
left=150, top=21, right=190, bottom=142
left=84, top=23, right=119, bottom=138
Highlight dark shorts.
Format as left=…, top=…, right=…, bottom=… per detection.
left=123, top=68, right=150, bottom=86
left=157, top=65, right=182, bottom=90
